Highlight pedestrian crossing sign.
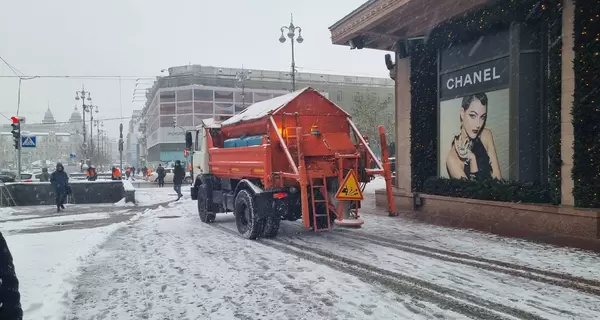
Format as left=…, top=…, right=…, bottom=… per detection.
left=335, top=170, right=363, bottom=201
left=21, top=136, right=36, bottom=148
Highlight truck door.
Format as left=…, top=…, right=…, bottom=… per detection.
left=193, top=128, right=210, bottom=175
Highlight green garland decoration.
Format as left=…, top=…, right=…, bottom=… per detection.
left=410, top=0, right=562, bottom=204
left=409, top=41, right=437, bottom=192
left=547, top=3, right=563, bottom=205
left=572, top=0, right=600, bottom=207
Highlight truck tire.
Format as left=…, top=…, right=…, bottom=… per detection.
left=198, top=184, right=215, bottom=223
left=261, top=217, right=281, bottom=238
left=234, top=189, right=264, bottom=239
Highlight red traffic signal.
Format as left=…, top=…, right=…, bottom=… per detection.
left=184, top=149, right=189, bottom=157
left=10, top=116, right=19, bottom=124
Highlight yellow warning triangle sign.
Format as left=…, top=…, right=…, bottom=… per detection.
left=335, top=170, right=364, bottom=201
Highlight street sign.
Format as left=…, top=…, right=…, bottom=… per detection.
left=21, top=136, right=36, bottom=148
left=70, top=153, right=77, bottom=159
left=335, top=170, right=364, bottom=201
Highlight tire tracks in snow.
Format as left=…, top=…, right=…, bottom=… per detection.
left=212, top=224, right=543, bottom=320
left=329, top=229, right=600, bottom=297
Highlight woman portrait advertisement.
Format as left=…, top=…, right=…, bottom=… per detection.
left=446, top=92, right=502, bottom=180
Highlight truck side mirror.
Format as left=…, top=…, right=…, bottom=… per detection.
left=185, top=132, right=193, bottom=149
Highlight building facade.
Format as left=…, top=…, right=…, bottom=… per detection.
left=126, top=109, right=142, bottom=168
left=139, top=65, right=394, bottom=168
left=330, top=0, right=600, bottom=243
left=0, top=107, right=84, bottom=169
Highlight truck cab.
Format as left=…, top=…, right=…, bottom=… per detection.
left=187, top=118, right=222, bottom=198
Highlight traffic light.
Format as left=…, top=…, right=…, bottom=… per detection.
left=10, top=117, right=20, bottom=150
left=172, top=116, right=177, bottom=127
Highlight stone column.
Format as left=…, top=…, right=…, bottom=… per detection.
left=561, top=0, right=575, bottom=205
left=395, top=56, right=412, bottom=192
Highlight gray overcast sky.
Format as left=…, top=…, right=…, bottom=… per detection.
left=0, top=0, right=390, bottom=136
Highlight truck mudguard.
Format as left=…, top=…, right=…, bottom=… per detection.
left=234, top=179, right=264, bottom=196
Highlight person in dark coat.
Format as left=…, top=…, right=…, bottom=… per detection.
left=50, top=162, right=69, bottom=212
left=156, top=164, right=166, bottom=188
left=39, top=167, right=50, bottom=182
left=173, top=160, right=185, bottom=200
left=0, top=231, right=23, bottom=320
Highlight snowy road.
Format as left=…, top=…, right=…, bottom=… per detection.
left=4, top=183, right=600, bottom=319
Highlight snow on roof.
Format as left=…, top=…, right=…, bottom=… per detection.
left=222, top=87, right=312, bottom=126
left=202, top=118, right=221, bottom=128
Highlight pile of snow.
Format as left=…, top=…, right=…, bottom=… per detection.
left=7, top=225, right=122, bottom=318
left=122, top=180, right=135, bottom=191
left=0, top=206, right=15, bottom=219
left=135, top=186, right=186, bottom=206
left=114, top=197, right=135, bottom=207
left=363, top=176, right=386, bottom=194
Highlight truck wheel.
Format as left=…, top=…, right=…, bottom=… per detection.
left=234, top=189, right=264, bottom=239
left=198, top=185, right=215, bottom=223
left=261, top=217, right=281, bottom=238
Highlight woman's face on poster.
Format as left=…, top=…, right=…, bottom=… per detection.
left=461, top=98, right=487, bottom=139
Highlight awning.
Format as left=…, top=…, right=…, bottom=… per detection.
left=329, top=0, right=494, bottom=51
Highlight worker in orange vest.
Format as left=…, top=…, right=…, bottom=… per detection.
left=86, top=166, right=98, bottom=181
left=111, top=167, right=122, bottom=180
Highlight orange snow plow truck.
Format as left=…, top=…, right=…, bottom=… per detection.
left=186, top=87, right=396, bottom=239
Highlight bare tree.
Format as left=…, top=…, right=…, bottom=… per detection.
left=349, top=92, right=395, bottom=156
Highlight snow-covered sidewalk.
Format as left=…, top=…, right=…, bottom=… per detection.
left=0, top=186, right=182, bottom=319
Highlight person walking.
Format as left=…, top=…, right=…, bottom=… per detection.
left=0, top=231, right=23, bottom=320
left=173, top=160, right=185, bottom=201
left=39, top=167, right=50, bottom=182
left=156, top=164, right=166, bottom=188
left=50, top=162, right=70, bottom=212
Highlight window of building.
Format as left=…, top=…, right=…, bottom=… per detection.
left=253, top=92, right=272, bottom=102
left=194, top=115, right=212, bottom=126
left=176, top=102, right=193, bottom=114
left=215, top=103, right=234, bottom=115
left=215, top=90, right=234, bottom=102
left=234, top=91, right=248, bottom=104
left=353, top=92, right=361, bottom=102
left=160, top=103, right=176, bottom=115
left=234, top=104, right=246, bottom=114
left=160, top=91, right=175, bottom=103
left=194, top=89, right=213, bottom=101
left=194, top=102, right=213, bottom=114
left=177, top=90, right=193, bottom=101
left=337, top=91, right=343, bottom=101
left=177, top=115, right=193, bottom=127
left=159, top=116, right=174, bottom=127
